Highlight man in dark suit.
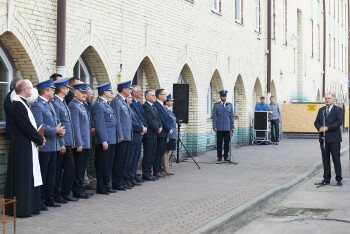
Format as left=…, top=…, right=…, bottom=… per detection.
left=142, top=89, right=162, bottom=181
left=314, top=93, right=343, bottom=186
left=153, top=89, right=173, bottom=178
left=130, top=85, right=148, bottom=183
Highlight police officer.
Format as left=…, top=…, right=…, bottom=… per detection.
left=68, top=83, right=91, bottom=199
left=31, top=79, right=66, bottom=210
left=111, top=80, right=133, bottom=191
left=92, top=82, right=117, bottom=195
left=212, top=90, right=235, bottom=161
left=51, top=78, right=79, bottom=203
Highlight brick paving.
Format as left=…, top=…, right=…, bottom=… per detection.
left=1, top=138, right=348, bottom=233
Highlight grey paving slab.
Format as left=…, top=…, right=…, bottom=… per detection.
left=1, top=138, right=348, bottom=234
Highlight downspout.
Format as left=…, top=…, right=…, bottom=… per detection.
left=56, top=0, right=66, bottom=76
left=267, top=0, right=271, bottom=100
left=322, top=0, right=326, bottom=100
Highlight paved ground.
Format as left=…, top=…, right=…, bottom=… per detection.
left=1, top=138, right=349, bottom=233
left=227, top=153, right=350, bottom=234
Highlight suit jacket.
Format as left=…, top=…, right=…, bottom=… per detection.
left=31, top=96, right=61, bottom=152
left=314, top=105, right=343, bottom=143
left=51, top=96, right=74, bottom=146
left=92, top=97, right=117, bottom=144
left=3, top=90, right=12, bottom=139
left=130, top=97, right=148, bottom=128
left=130, top=108, right=144, bottom=144
left=65, top=90, right=74, bottom=105
left=111, top=94, right=132, bottom=141
left=212, top=102, right=235, bottom=131
left=154, top=100, right=171, bottom=138
left=68, top=98, right=91, bottom=149
left=143, top=102, right=161, bottom=139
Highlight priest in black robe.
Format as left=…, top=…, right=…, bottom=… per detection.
left=4, top=80, right=45, bottom=217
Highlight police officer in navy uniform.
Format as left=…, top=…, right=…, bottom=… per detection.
left=68, top=83, right=91, bottom=199
left=31, top=79, right=66, bottom=210
left=92, top=82, right=117, bottom=195
left=111, top=80, right=133, bottom=191
left=51, top=78, right=79, bottom=203
left=212, top=90, right=235, bottom=161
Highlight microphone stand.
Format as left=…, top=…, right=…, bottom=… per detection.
left=322, top=110, right=326, bottom=151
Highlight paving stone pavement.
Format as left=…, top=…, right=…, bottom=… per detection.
left=1, top=138, right=348, bottom=233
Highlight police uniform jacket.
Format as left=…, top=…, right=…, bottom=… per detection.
left=51, top=95, right=74, bottom=146
left=166, top=108, right=177, bottom=140
left=130, top=97, right=148, bottom=128
left=154, top=100, right=171, bottom=139
left=111, top=94, right=132, bottom=141
left=68, top=98, right=91, bottom=149
left=31, top=96, right=61, bottom=152
left=130, top=107, right=144, bottom=144
left=92, top=96, right=117, bottom=145
left=212, top=102, right=235, bottom=131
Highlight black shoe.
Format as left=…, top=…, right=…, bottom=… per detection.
left=316, top=180, right=330, bottom=186
left=55, top=196, right=67, bottom=204
left=73, top=192, right=89, bottom=199
left=151, top=175, right=159, bottom=180
left=136, top=178, right=145, bottom=183
left=113, top=185, right=127, bottom=191
left=123, top=184, right=133, bottom=189
left=41, top=205, right=48, bottom=211
left=63, top=195, right=79, bottom=202
left=96, top=190, right=110, bottom=195
left=142, top=176, right=155, bottom=181
left=337, top=180, right=343, bottom=186
left=217, top=158, right=222, bottom=162
left=108, top=189, right=117, bottom=193
left=224, top=158, right=229, bottom=161
left=84, top=191, right=94, bottom=196
left=18, top=214, right=33, bottom=218
left=46, top=202, right=61, bottom=207
left=275, top=142, right=279, bottom=145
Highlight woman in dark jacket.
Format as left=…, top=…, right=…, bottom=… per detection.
left=163, top=94, right=176, bottom=175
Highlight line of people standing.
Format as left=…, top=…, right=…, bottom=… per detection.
left=4, top=74, right=177, bottom=217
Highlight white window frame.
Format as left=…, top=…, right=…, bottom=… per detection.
left=74, top=57, right=91, bottom=85
left=254, top=0, right=260, bottom=32
left=207, top=84, right=212, bottom=118
left=235, top=0, right=242, bottom=23
left=212, top=0, right=221, bottom=13
left=0, top=45, right=14, bottom=124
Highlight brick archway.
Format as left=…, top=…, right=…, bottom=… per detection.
left=271, top=80, right=277, bottom=100
left=133, top=56, right=160, bottom=98
left=80, top=46, right=110, bottom=87
left=233, top=75, right=249, bottom=144
left=316, top=89, right=321, bottom=102
left=252, top=78, right=263, bottom=110
left=210, top=70, right=224, bottom=107
left=0, top=32, right=39, bottom=85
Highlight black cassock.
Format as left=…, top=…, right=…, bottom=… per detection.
left=4, top=99, right=44, bottom=217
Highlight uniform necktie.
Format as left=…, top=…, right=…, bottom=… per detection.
left=326, top=106, right=330, bottom=117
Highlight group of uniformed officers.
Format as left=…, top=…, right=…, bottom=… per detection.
left=5, top=74, right=177, bottom=217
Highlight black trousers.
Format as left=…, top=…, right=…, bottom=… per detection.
left=320, top=141, right=342, bottom=182
left=126, top=142, right=138, bottom=182
left=112, top=141, right=130, bottom=187
left=39, top=151, right=57, bottom=205
left=95, top=144, right=115, bottom=193
left=142, top=138, right=157, bottom=177
left=54, top=146, right=75, bottom=198
left=154, top=137, right=166, bottom=173
left=217, top=131, right=230, bottom=159
left=72, top=149, right=89, bottom=195
left=270, top=119, right=280, bottom=142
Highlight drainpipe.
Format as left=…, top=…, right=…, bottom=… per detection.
left=322, top=0, right=326, bottom=100
left=56, top=0, right=66, bottom=76
left=267, top=0, right=271, bottom=100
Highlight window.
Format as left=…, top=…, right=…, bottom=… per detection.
left=341, top=44, right=343, bottom=71
left=235, top=0, right=243, bottom=24
left=207, top=84, right=212, bottom=118
left=317, top=24, right=320, bottom=60
left=334, top=37, right=336, bottom=68
left=271, top=0, right=276, bottom=39
left=334, top=0, right=336, bottom=17
left=329, top=34, right=332, bottom=66
left=254, top=0, right=260, bottom=32
left=212, top=0, right=221, bottom=13
left=73, top=57, right=91, bottom=85
left=0, top=44, right=14, bottom=124
left=338, top=0, right=339, bottom=22
left=338, top=41, right=340, bottom=70
left=345, top=46, right=347, bottom=73
left=283, top=0, right=287, bottom=44
left=341, top=0, right=343, bottom=26
left=310, top=19, right=314, bottom=58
